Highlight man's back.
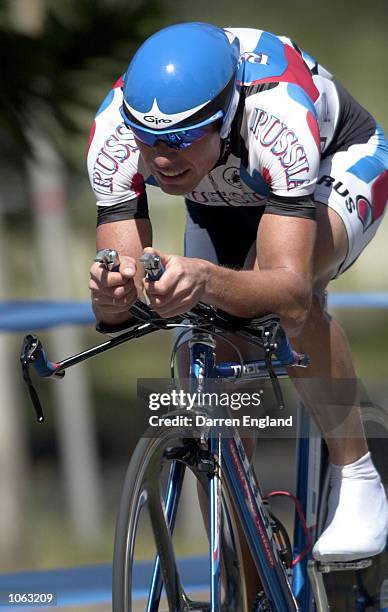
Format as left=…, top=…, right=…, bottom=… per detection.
left=87, top=27, right=377, bottom=218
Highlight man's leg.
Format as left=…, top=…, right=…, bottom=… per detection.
left=287, top=203, right=388, bottom=561
left=288, top=202, right=368, bottom=463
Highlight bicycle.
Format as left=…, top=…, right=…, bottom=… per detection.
left=20, top=252, right=388, bottom=611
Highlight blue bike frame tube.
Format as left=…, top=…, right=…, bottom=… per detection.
left=292, top=404, right=323, bottom=612
left=292, top=435, right=311, bottom=610
left=189, top=336, right=298, bottom=610
left=222, top=435, right=298, bottom=611
left=209, top=433, right=222, bottom=611
left=216, top=359, right=287, bottom=378
left=189, top=336, right=221, bottom=609
left=146, top=455, right=186, bottom=610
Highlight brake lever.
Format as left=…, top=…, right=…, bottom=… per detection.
left=95, top=248, right=120, bottom=272
left=139, top=252, right=165, bottom=281
left=20, top=334, right=64, bottom=423
left=20, top=336, right=44, bottom=423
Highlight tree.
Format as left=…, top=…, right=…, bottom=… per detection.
left=0, top=0, right=163, bottom=165
left=0, top=0, right=164, bottom=564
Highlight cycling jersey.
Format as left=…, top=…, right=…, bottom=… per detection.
left=87, top=28, right=379, bottom=228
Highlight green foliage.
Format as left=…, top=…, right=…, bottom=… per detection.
left=0, top=0, right=163, bottom=163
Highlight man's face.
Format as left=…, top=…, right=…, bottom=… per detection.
left=135, top=124, right=222, bottom=195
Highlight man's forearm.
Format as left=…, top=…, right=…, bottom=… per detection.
left=200, top=260, right=312, bottom=334
left=92, top=218, right=152, bottom=325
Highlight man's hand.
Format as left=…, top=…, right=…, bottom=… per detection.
left=143, top=249, right=209, bottom=317
left=89, top=255, right=138, bottom=324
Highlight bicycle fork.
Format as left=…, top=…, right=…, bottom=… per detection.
left=146, top=460, right=187, bottom=612
left=209, top=434, right=222, bottom=611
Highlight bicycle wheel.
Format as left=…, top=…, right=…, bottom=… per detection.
left=317, top=402, right=388, bottom=611
left=112, top=420, right=250, bottom=612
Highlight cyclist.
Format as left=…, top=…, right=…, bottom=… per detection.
left=88, top=21, right=388, bottom=599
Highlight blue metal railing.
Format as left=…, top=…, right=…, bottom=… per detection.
left=0, top=293, right=387, bottom=331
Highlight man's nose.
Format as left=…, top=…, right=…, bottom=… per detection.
left=152, top=140, right=179, bottom=162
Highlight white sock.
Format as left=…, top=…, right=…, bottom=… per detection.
left=332, top=451, right=378, bottom=481
left=313, top=452, right=388, bottom=562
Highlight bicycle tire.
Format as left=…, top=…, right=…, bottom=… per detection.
left=112, top=420, right=250, bottom=612
left=317, top=402, right=388, bottom=611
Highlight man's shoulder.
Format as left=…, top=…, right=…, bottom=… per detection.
left=234, top=29, right=318, bottom=101
left=87, top=79, right=152, bottom=205
left=87, top=78, right=135, bottom=157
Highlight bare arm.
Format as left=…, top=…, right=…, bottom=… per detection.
left=145, top=213, right=316, bottom=336
left=90, top=218, right=152, bottom=324
left=201, top=214, right=316, bottom=334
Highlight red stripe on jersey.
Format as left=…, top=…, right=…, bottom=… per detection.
left=357, top=198, right=371, bottom=227
left=241, top=45, right=319, bottom=103
left=87, top=120, right=97, bottom=151
left=131, top=172, right=145, bottom=197
left=284, top=46, right=319, bottom=102
left=262, top=167, right=272, bottom=187
left=372, top=170, right=388, bottom=221
left=306, top=111, right=320, bottom=151
left=113, top=76, right=124, bottom=88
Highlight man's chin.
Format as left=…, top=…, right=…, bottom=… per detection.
left=157, top=179, right=196, bottom=196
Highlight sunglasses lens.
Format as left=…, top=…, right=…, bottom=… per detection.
left=121, top=105, right=222, bottom=149
left=130, top=127, right=156, bottom=146
left=167, top=128, right=208, bottom=148
left=130, top=125, right=209, bottom=149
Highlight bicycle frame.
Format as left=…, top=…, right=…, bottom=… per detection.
left=21, top=252, right=383, bottom=611
left=292, top=410, right=326, bottom=612
left=145, top=331, right=300, bottom=611
left=20, top=294, right=315, bottom=611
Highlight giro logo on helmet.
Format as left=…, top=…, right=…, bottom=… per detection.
left=143, top=116, right=173, bottom=125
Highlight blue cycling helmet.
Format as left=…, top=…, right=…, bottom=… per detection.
left=122, top=22, right=240, bottom=139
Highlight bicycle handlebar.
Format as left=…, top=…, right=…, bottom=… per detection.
left=20, top=252, right=309, bottom=422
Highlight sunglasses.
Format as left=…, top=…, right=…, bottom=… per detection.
left=120, top=106, right=223, bottom=150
